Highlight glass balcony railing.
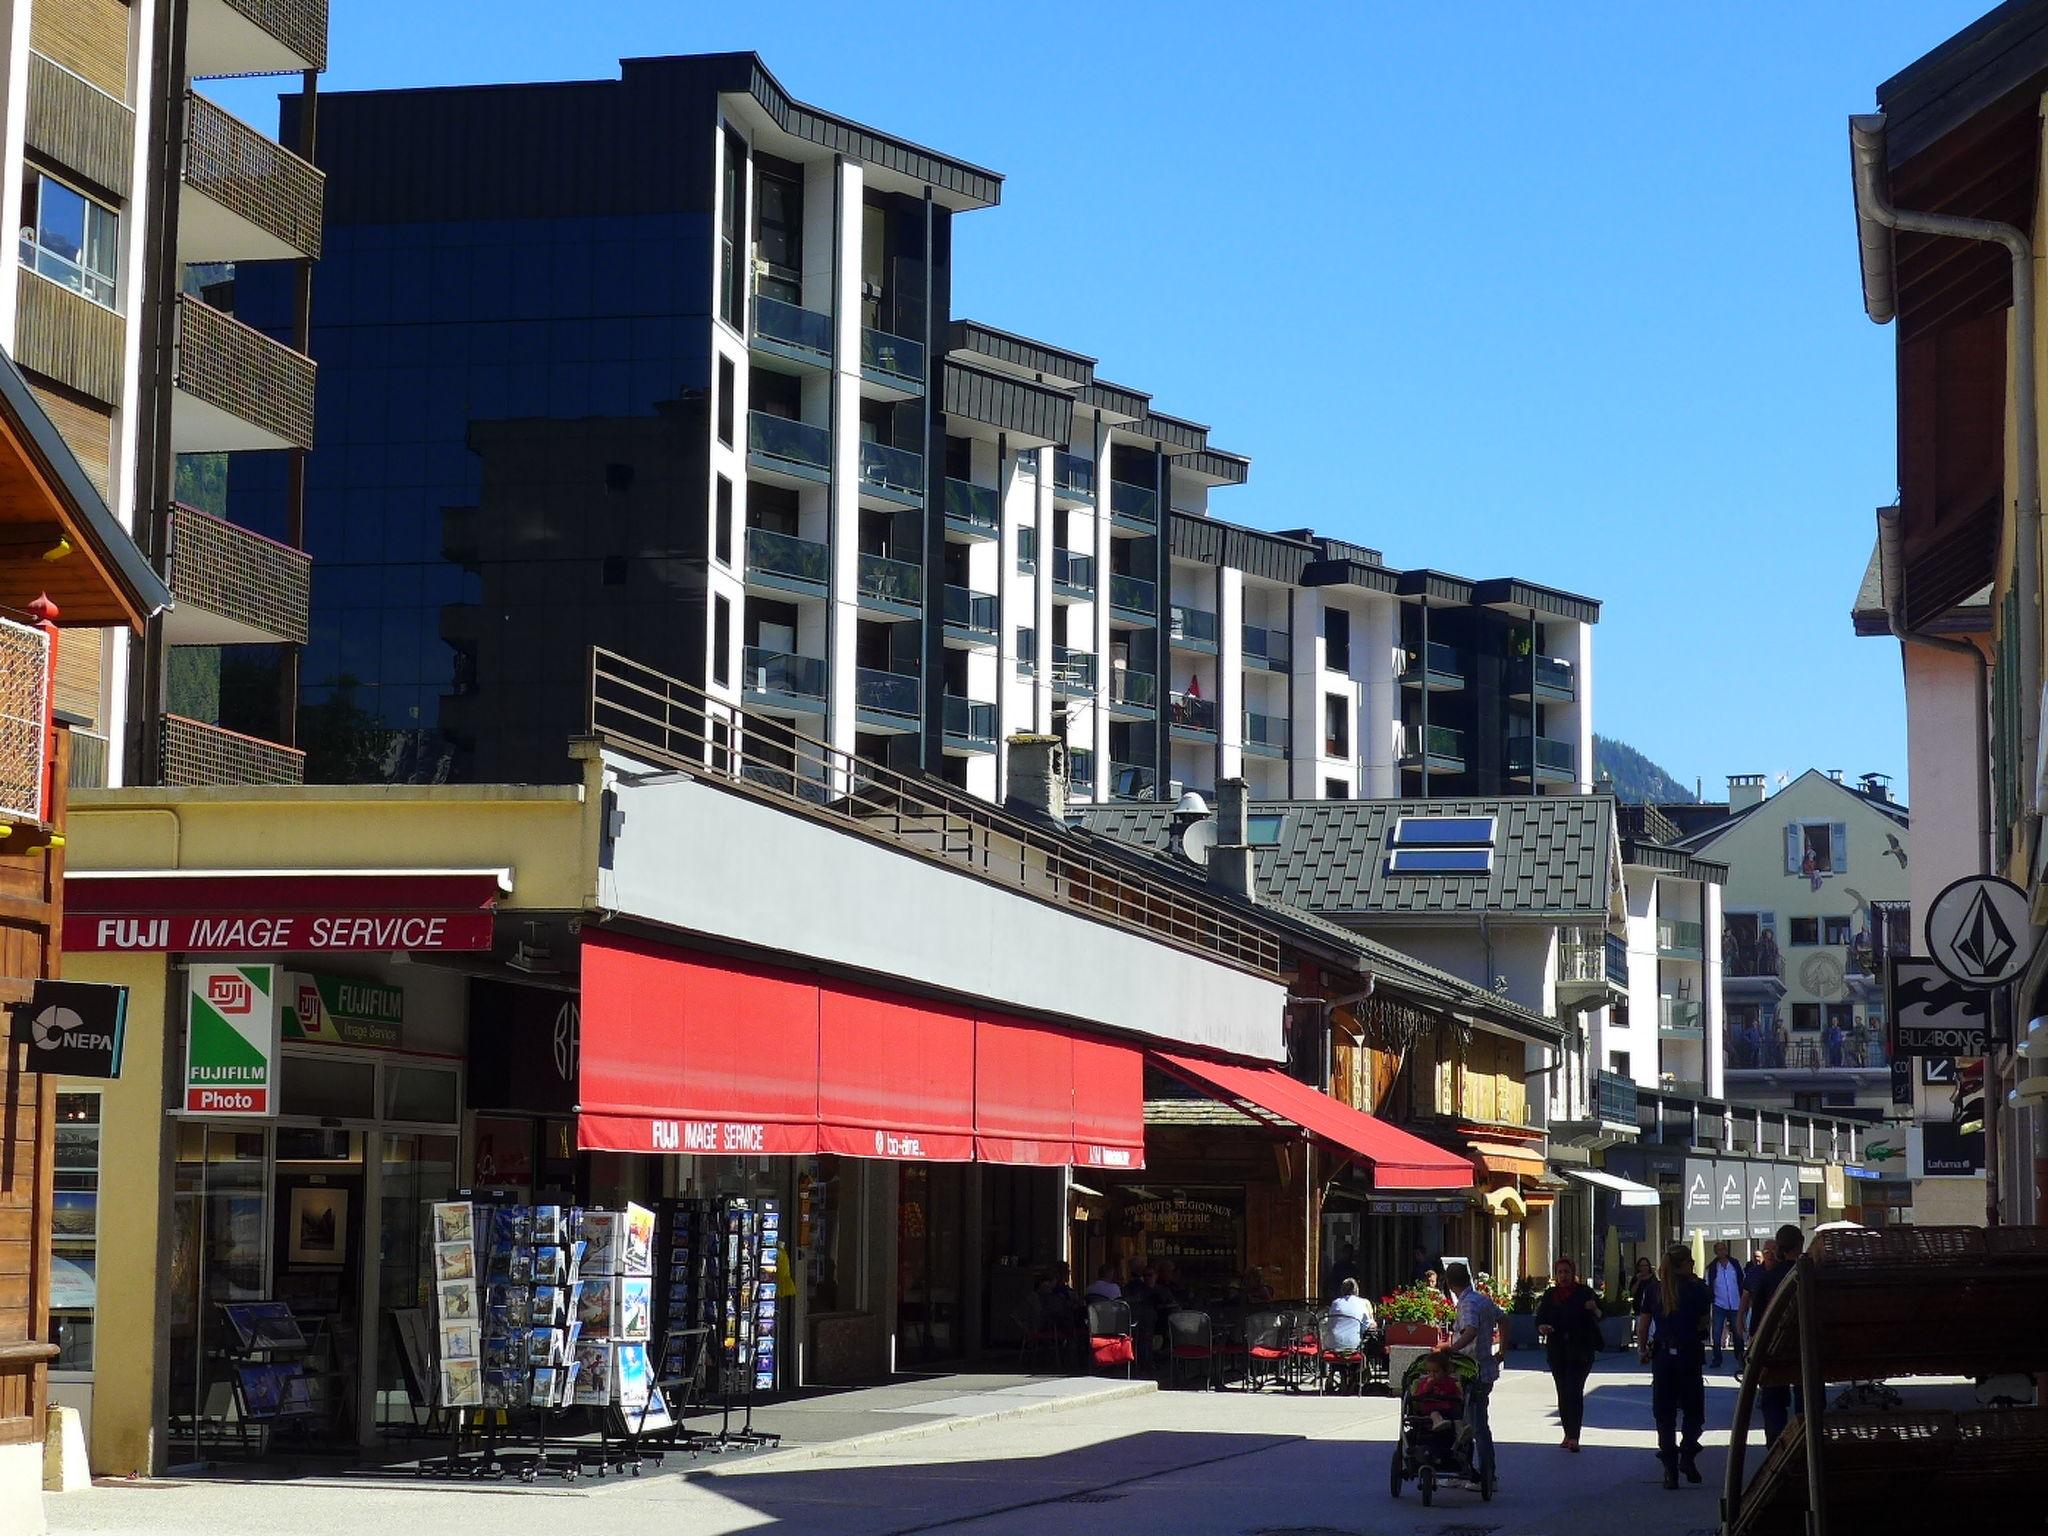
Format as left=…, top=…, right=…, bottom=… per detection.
left=861, top=325, right=924, bottom=383
left=1017, top=627, right=1037, bottom=674
left=1402, top=640, right=1463, bottom=683
left=742, top=646, right=827, bottom=702
left=1560, top=926, right=1629, bottom=988
left=944, top=478, right=999, bottom=535
left=1170, top=604, right=1218, bottom=648
left=858, top=438, right=924, bottom=500
left=1243, top=623, right=1291, bottom=668
left=1169, top=691, right=1217, bottom=733
left=1052, top=647, right=1095, bottom=693
left=1017, top=524, right=1038, bottom=572
left=1607, top=931, right=1629, bottom=987
left=943, top=695, right=996, bottom=745
left=1658, top=997, right=1704, bottom=1037
left=1401, top=722, right=1465, bottom=763
left=1110, top=479, right=1158, bottom=526
left=944, top=585, right=997, bottom=638
left=1243, top=710, right=1289, bottom=752
left=749, top=411, right=831, bottom=474
left=1052, top=451, right=1094, bottom=501
left=857, top=549, right=921, bottom=606
left=1069, top=747, right=1096, bottom=795
left=1110, top=760, right=1157, bottom=800
left=753, top=293, right=832, bottom=357
left=1658, top=919, right=1705, bottom=955
left=746, top=525, right=829, bottom=587
left=1108, top=667, right=1157, bottom=710
left=1508, top=733, right=1576, bottom=778
left=1594, top=1069, right=1638, bottom=1126
left=1109, top=572, right=1156, bottom=615
left=1532, top=653, right=1576, bottom=698
left=855, top=666, right=920, bottom=719
left=1052, top=548, right=1094, bottom=592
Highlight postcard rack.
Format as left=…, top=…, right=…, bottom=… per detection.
left=216, top=1301, right=321, bottom=1458
left=657, top=1195, right=782, bottom=1453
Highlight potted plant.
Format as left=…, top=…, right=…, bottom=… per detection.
left=1379, top=1283, right=1456, bottom=1347
left=1506, top=1275, right=1541, bottom=1350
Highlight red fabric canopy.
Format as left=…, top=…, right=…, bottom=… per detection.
left=1152, top=1051, right=1472, bottom=1190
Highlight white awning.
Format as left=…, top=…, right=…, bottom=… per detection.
left=1562, top=1166, right=1661, bottom=1207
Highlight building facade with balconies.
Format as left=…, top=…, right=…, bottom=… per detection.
left=1613, top=803, right=1729, bottom=1102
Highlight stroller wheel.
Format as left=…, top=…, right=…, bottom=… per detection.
left=1419, top=1467, right=1435, bottom=1506
left=1388, top=1443, right=1403, bottom=1498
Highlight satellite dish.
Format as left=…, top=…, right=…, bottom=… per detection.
left=1180, top=817, right=1217, bottom=867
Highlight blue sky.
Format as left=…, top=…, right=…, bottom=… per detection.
left=224, top=1, right=1998, bottom=801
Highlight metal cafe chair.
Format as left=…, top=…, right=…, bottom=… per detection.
left=1316, top=1313, right=1367, bottom=1395
left=1013, top=1292, right=1077, bottom=1374
left=1086, top=1298, right=1136, bottom=1379
left=1242, top=1308, right=1292, bottom=1392
left=1165, top=1309, right=1229, bottom=1391
left=1285, top=1308, right=1323, bottom=1390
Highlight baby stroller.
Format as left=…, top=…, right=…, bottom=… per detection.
left=1387, top=1350, right=1494, bottom=1506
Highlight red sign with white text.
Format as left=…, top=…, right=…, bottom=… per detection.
left=65, top=870, right=506, bottom=953
left=67, top=911, right=495, bottom=952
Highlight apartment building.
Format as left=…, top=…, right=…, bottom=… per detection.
left=0, top=0, right=323, bottom=792
left=1611, top=803, right=1728, bottom=1101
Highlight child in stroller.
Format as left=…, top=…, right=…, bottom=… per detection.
left=1388, top=1348, right=1493, bottom=1506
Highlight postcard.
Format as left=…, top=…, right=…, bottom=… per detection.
left=433, top=1202, right=474, bottom=1246
left=438, top=1321, right=479, bottom=1361
left=436, top=1279, right=477, bottom=1323
left=572, top=1340, right=613, bottom=1406
left=614, top=1342, right=651, bottom=1409
left=434, top=1240, right=475, bottom=1283
left=440, top=1359, right=482, bottom=1408
left=617, top=1277, right=652, bottom=1341
left=621, top=1203, right=655, bottom=1275
left=577, top=1278, right=616, bottom=1336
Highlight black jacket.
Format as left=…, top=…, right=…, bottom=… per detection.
left=1533, top=1283, right=1604, bottom=1368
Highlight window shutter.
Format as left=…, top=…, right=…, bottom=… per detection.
left=1785, top=824, right=1802, bottom=874
left=1830, top=822, right=1848, bottom=873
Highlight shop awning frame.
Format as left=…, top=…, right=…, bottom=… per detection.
left=1561, top=1166, right=1661, bottom=1207
left=1150, top=1050, right=1473, bottom=1191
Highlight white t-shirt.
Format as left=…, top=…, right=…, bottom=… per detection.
left=1085, top=1280, right=1122, bottom=1300
left=1327, top=1293, right=1374, bottom=1350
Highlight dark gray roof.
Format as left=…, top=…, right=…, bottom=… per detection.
left=948, top=321, right=1092, bottom=385
left=942, top=362, right=1072, bottom=444
left=1073, top=795, right=1616, bottom=923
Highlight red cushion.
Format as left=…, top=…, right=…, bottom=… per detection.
left=1091, top=1337, right=1135, bottom=1366
left=1248, top=1346, right=1289, bottom=1359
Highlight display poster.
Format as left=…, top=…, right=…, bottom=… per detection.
left=183, top=964, right=280, bottom=1116
left=1681, top=1157, right=1715, bottom=1234
left=285, top=972, right=404, bottom=1050
left=1713, top=1161, right=1747, bottom=1240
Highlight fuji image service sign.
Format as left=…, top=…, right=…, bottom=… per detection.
left=184, top=964, right=281, bottom=1115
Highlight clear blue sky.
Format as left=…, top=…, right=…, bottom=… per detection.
left=222, top=0, right=1999, bottom=802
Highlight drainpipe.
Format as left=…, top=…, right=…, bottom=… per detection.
left=1852, top=115, right=2040, bottom=853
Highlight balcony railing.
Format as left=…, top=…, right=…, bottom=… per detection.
left=1017, top=525, right=1038, bottom=572
left=1401, top=640, right=1463, bottom=685
left=861, top=325, right=924, bottom=385
left=67, top=727, right=109, bottom=791
left=1170, top=604, right=1218, bottom=649
left=1052, top=451, right=1094, bottom=501
left=1658, top=918, right=1705, bottom=956
left=1724, top=1023, right=1889, bottom=1072
left=854, top=666, right=919, bottom=719
left=1169, top=691, right=1217, bottom=733
left=188, top=0, right=330, bottom=76
left=1051, top=647, right=1095, bottom=694
left=1109, top=572, right=1156, bottom=616
left=1400, top=722, right=1465, bottom=766
left=944, top=478, right=999, bottom=536
left=1069, top=747, right=1095, bottom=795
left=1109, top=479, right=1158, bottom=527
left=856, top=550, right=921, bottom=608
left=1508, top=732, right=1576, bottom=780
left=1658, top=997, right=1704, bottom=1037
left=1016, top=627, right=1037, bottom=675
left=943, top=695, right=996, bottom=746
left=943, top=585, right=997, bottom=640
left=1725, top=944, right=1783, bottom=979
left=1531, top=653, right=1575, bottom=699
left=1108, top=667, right=1157, bottom=710
left=753, top=292, right=832, bottom=359
left=1594, top=1069, right=1638, bottom=1127
left=858, top=439, right=923, bottom=501
left=173, top=294, right=315, bottom=452
left=1052, top=548, right=1095, bottom=593
left=1243, top=710, right=1288, bottom=753
left=1243, top=623, right=1291, bottom=669
left=1559, top=925, right=1627, bottom=986
left=748, top=411, right=831, bottom=476
left=161, top=713, right=305, bottom=786
left=183, top=90, right=325, bottom=261
left=743, top=646, right=827, bottom=704
left=164, top=503, right=311, bottom=646
left=745, top=526, right=829, bottom=589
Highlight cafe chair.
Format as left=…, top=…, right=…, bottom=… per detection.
left=1285, top=1308, right=1323, bottom=1389
left=1316, top=1313, right=1366, bottom=1395
left=1013, top=1293, right=1076, bottom=1375
left=1242, top=1308, right=1292, bottom=1392
left=1165, top=1309, right=1228, bottom=1391
left=1087, top=1298, right=1135, bottom=1378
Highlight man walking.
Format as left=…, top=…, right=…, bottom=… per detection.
left=1705, top=1240, right=1745, bottom=1368
left=1744, top=1224, right=1805, bottom=1443
left=1446, top=1262, right=1504, bottom=1484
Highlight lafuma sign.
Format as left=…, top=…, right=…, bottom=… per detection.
left=184, top=964, right=281, bottom=1116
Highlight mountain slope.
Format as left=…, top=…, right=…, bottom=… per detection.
left=1593, top=734, right=1696, bottom=804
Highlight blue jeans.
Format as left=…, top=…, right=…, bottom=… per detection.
left=1466, top=1379, right=1495, bottom=1478
left=1711, top=1304, right=1743, bottom=1362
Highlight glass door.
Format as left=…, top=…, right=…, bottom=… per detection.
left=169, top=1122, right=271, bottom=1462
left=372, top=1132, right=458, bottom=1436
left=896, top=1163, right=965, bottom=1367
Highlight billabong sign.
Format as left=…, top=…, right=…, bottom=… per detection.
left=1888, top=958, right=1989, bottom=1057
left=184, top=964, right=280, bottom=1116
left=10, top=980, right=128, bottom=1078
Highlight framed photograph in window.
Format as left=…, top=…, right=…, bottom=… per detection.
left=287, top=1186, right=349, bottom=1268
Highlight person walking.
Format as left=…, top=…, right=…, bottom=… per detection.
left=1705, top=1240, right=1745, bottom=1369
left=1636, top=1245, right=1712, bottom=1490
left=1446, top=1262, right=1505, bottom=1485
left=1629, top=1255, right=1657, bottom=1317
left=1533, top=1258, right=1603, bottom=1451
left=1743, top=1224, right=1805, bottom=1444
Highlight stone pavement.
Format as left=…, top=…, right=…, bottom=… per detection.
left=46, top=1353, right=1758, bottom=1536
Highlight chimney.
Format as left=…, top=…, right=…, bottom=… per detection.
left=1727, top=773, right=1767, bottom=813
left=1827, top=768, right=1845, bottom=784
left=1004, top=735, right=1068, bottom=822
left=1210, top=777, right=1256, bottom=903
left=1858, top=772, right=1891, bottom=804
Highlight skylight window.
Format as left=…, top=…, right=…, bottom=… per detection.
left=1247, top=813, right=1286, bottom=846
left=1387, top=814, right=1496, bottom=875
left=1387, top=847, right=1493, bottom=874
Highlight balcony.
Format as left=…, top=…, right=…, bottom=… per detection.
left=745, top=526, right=829, bottom=597
left=943, top=585, right=997, bottom=645
left=160, top=713, right=304, bottom=786
left=747, top=411, right=832, bottom=486
left=1243, top=623, right=1291, bottom=671
left=1017, top=525, right=1038, bottom=573
left=860, top=325, right=925, bottom=396
left=1109, top=572, right=1156, bottom=623
left=1724, top=1022, right=1889, bottom=1073
left=161, top=504, right=310, bottom=646
left=1051, top=646, right=1095, bottom=696
left=67, top=728, right=109, bottom=791
left=181, top=91, right=324, bottom=263
left=942, top=695, right=996, bottom=752
left=1243, top=710, right=1289, bottom=758
left=1107, top=666, right=1157, bottom=718
left=1051, top=548, right=1095, bottom=599
left=1169, top=604, right=1218, bottom=653
left=1508, top=732, right=1576, bottom=783
left=855, top=550, right=921, bottom=615
left=1051, top=451, right=1094, bottom=505
left=1657, top=918, right=1705, bottom=958
left=1509, top=652, right=1576, bottom=702
left=1109, top=479, right=1158, bottom=532
left=1069, top=747, right=1096, bottom=798
left=854, top=666, right=920, bottom=729
left=858, top=439, right=924, bottom=508
left=943, top=478, right=999, bottom=541
left=751, top=291, right=833, bottom=368
left=1169, top=690, right=1217, bottom=737
left=1594, top=1069, right=1638, bottom=1130
left=1110, top=759, right=1159, bottom=801
left=1016, top=627, right=1037, bottom=677
left=187, top=0, right=328, bottom=77
left=742, top=646, right=827, bottom=712
left=1399, top=640, right=1464, bottom=691
left=1558, top=926, right=1630, bottom=1004
left=1657, top=997, right=1704, bottom=1039
left=1398, top=722, right=1465, bottom=772
left=172, top=294, right=314, bottom=453
left=1724, top=941, right=1787, bottom=999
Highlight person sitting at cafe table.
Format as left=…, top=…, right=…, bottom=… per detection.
left=1326, top=1277, right=1375, bottom=1350
left=1039, top=1262, right=1087, bottom=1334
left=1085, top=1263, right=1123, bottom=1302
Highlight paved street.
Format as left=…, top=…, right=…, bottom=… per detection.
left=47, top=1355, right=1749, bottom=1536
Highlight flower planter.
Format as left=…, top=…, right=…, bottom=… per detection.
left=1384, top=1321, right=1450, bottom=1348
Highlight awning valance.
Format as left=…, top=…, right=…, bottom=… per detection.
left=1149, top=1051, right=1472, bottom=1190
left=1562, top=1166, right=1661, bottom=1207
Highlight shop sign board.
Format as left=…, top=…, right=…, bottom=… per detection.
left=70, top=910, right=493, bottom=953
left=1746, top=1162, right=1776, bottom=1237
left=1682, top=1156, right=1715, bottom=1233
left=1908, top=1121, right=1986, bottom=1179
left=285, top=972, right=404, bottom=1050
left=1888, top=958, right=1989, bottom=1057
left=1714, top=1160, right=1747, bottom=1239
left=1111, top=1187, right=1244, bottom=1295
left=1923, top=874, right=2033, bottom=989
left=183, top=964, right=280, bottom=1116
left=10, top=979, right=128, bottom=1078
left=1774, top=1166, right=1801, bottom=1224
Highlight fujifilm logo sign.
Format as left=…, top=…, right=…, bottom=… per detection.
left=183, top=964, right=281, bottom=1117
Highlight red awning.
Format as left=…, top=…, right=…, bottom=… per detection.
left=577, top=930, right=1142, bottom=1169
left=64, top=868, right=508, bottom=952
left=1152, top=1051, right=1472, bottom=1190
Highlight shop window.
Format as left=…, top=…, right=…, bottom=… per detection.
left=280, top=1053, right=376, bottom=1119
left=21, top=170, right=119, bottom=308
left=383, top=1065, right=459, bottom=1125
left=49, top=1091, right=100, bottom=1371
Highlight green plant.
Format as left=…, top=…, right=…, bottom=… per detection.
left=1510, top=1275, right=1541, bottom=1315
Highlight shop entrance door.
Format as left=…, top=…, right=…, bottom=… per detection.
left=168, top=1123, right=270, bottom=1463
left=896, top=1163, right=965, bottom=1367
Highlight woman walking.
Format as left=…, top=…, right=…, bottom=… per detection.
left=1636, top=1245, right=1712, bottom=1490
left=1533, top=1258, right=1603, bottom=1451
